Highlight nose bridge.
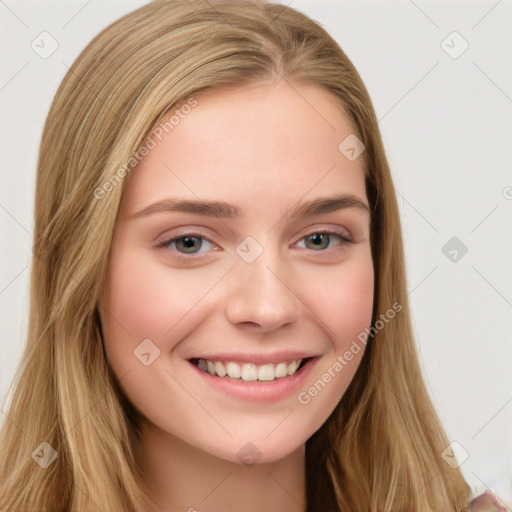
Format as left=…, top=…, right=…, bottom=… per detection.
left=226, top=236, right=301, bottom=330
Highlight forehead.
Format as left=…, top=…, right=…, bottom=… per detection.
left=120, top=81, right=367, bottom=217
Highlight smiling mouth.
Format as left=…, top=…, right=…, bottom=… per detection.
left=190, top=357, right=311, bottom=382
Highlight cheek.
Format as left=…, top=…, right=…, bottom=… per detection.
left=293, top=257, right=373, bottom=430
left=101, top=260, right=169, bottom=363
left=308, top=254, right=375, bottom=346
left=297, top=253, right=374, bottom=404
left=101, top=251, right=221, bottom=349
left=100, top=253, right=174, bottom=377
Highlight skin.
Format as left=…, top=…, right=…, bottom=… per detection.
left=99, top=80, right=374, bottom=511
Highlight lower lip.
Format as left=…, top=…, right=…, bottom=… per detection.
left=189, top=358, right=318, bottom=403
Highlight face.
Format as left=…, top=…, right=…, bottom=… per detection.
left=99, top=81, right=374, bottom=464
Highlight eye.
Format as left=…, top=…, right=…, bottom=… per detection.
left=157, top=229, right=353, bottom=258
left=296, top=230, right=353, bottom=251
left=158, top=233, right=215, bottom=255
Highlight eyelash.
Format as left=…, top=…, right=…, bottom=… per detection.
left=156, top=229, right=354, bottom=260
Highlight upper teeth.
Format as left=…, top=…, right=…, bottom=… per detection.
left=195, top=358, right=303, bottom=381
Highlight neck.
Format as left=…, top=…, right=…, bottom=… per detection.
left=135, top=421, right=306, bottom=512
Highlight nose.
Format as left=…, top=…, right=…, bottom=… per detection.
left=225, top=250, right=301, bottom=333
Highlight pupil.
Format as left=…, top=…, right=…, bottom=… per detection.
left=308, top=233, right=329, bottom=250
left=179, top=236, right=201, bottom=253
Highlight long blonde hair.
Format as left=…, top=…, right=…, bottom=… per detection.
left=0, top=1, right=471, bottom=510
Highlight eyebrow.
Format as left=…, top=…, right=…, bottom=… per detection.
left=130, top=193, right=370, bottom=219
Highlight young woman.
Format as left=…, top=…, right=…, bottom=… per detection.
left=0, top=1, right=504, bottom=511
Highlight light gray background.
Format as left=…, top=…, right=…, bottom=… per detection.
left=1, top=0, right=511, bottom=505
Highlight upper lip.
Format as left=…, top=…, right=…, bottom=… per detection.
left=188, top=351, right=318, bottom=365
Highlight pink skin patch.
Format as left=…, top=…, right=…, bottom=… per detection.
left=467, top=490, right=507, bottom=512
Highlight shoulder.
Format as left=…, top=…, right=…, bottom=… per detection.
left=467, top=490, right=507, bottom=511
